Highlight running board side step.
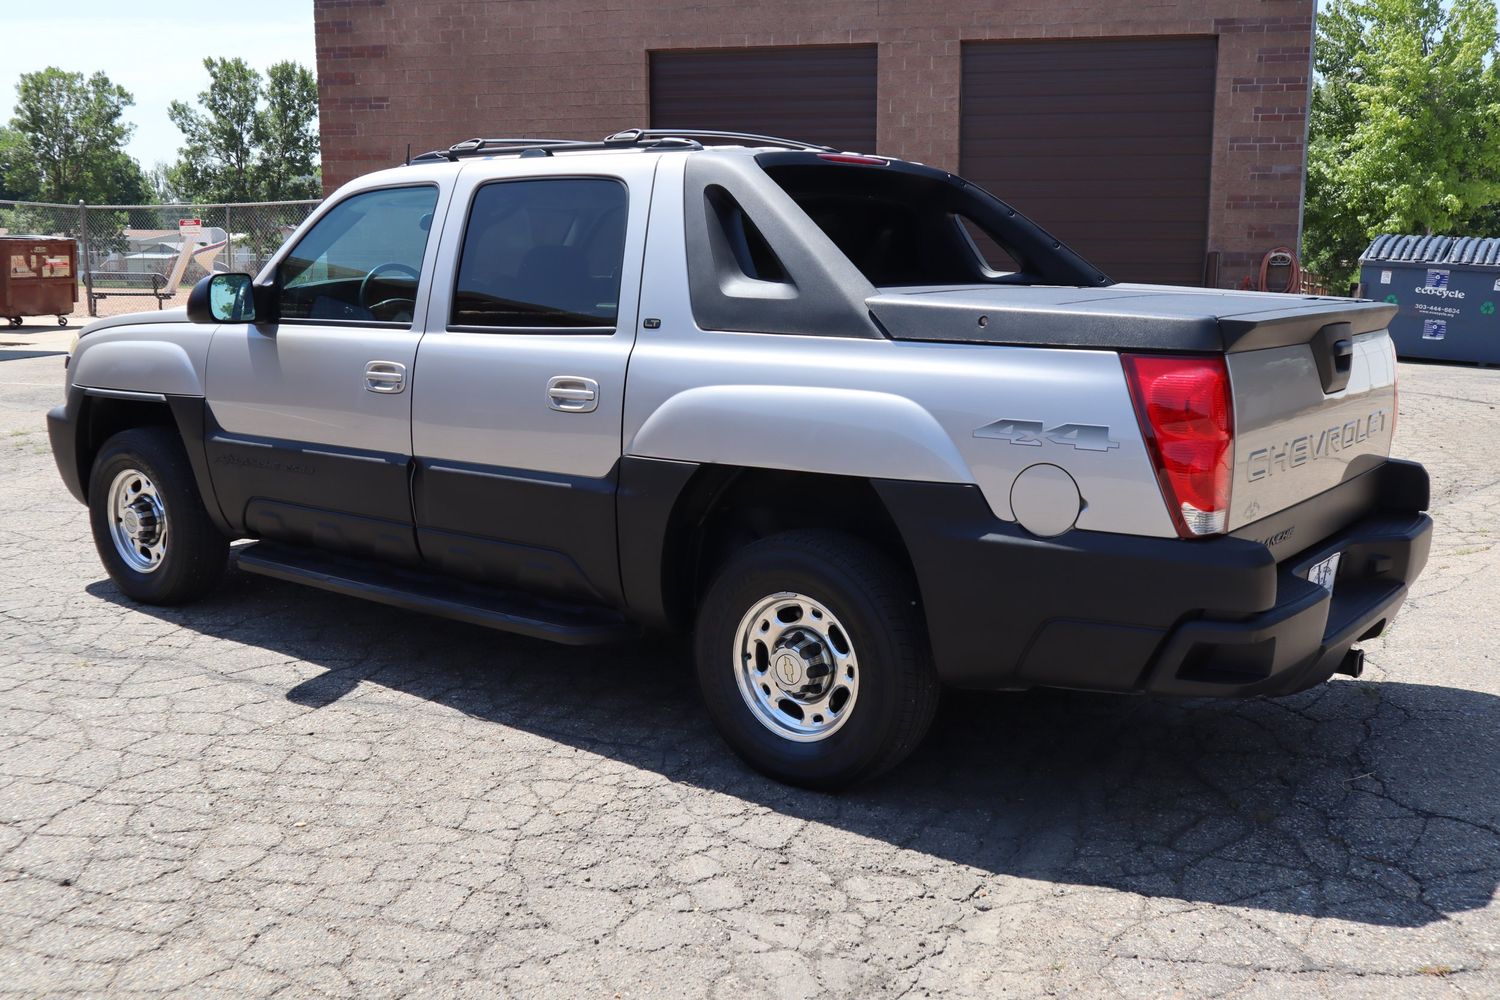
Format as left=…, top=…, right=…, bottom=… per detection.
left=232, top=542, right=640, bottom=646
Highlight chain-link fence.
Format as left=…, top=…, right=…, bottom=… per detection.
left=0, top=198, right=320, bottom=319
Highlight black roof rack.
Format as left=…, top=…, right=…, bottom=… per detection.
left=604, top=128, right=835, bottom=151
left=408, top=134, right=688, bottom=163
left=408, top=128, right=832, bottom=164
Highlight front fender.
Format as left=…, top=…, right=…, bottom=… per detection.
left=627, top=385, right=974, bottom=484
left=71, top=339, right=204, bottom=397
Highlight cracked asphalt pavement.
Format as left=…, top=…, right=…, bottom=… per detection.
left=0, top=348, right=1496, bottom=998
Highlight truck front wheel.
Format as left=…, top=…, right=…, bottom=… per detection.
left=87, top=427, right=228, bottom=605
left=694, top=530, right=939, bottom=790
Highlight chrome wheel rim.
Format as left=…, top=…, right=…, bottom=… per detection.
left=107, top=468, right=168, bottom=573
left=733, top=592, right=860, bottom=743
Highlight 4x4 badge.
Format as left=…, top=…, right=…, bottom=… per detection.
left=974, top=419, right=1119, bottom=451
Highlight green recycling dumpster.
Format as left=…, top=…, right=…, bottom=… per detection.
left=1359, top=234, right=1500, bottom=363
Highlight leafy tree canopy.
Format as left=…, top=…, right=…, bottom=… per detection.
left=145, top=162, right=180, bottom=204
left=258, top=62, right=321, bottom=202
left=168, top=57, right=321, bottom=203
left=1306, top=0, right=1500, bottom=287
left=0, top=126, right=37, bottom=200
left=5, top=67, right=149, bottom=204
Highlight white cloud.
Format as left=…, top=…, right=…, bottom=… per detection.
left=3, top=1, right=315, bottom=169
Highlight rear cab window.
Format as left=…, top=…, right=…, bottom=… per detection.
left=760, top=160, right=1033, bottom=286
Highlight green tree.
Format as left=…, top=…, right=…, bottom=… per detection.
left=258, top=61, right=321, bottom=199
left=1305, top=0, right=1500, bottom=288
left=168, top=57, right=263, bottom=202
left=93, top=150, right=151, bottom=205
left=8, top=67, right=146, bottom=204
left=0, top=126, right=39, bottom=200
left=0, top=203, right=63, bottom=237
left=168, top=57, right=320, bottom=202
left=145, top=162, right=180, bottom=204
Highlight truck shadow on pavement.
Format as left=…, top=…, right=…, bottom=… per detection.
left=93, top=570, right=1500, bottom=930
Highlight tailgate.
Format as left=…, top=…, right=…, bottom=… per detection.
left=1228, top=326, right=1397, bottom=531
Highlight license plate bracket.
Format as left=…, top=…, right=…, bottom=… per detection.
left=1305, top=552, right=1341, bottom=592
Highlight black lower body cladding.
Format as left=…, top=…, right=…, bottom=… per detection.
left=873, top=460, right=1432, bottom=697
left=46, top=395, right=85, bottom=503
left=47, top=388, right=228, bottom=535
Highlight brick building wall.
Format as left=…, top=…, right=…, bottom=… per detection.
left=313, top=0, right=1313, bottom=287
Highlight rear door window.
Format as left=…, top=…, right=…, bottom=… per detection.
left=450, top=178, right=628, bottom=331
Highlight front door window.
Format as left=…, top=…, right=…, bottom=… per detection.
left=278, top=185, right=438, bottom=326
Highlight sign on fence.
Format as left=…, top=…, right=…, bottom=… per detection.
left=178, top=218, right=203, bottom=237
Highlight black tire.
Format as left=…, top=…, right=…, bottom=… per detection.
left=87, top=427, right=228, bottom=605
left=58, top=316, right=68, bottom=327
left=694, top=530, right=940, bottom=790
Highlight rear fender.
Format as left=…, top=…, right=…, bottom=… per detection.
left=627, top=385, right=973, bottom=484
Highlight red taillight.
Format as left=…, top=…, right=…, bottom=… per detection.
left=816, top=153, right=887, bottom=165
left=1122, top=354, right=1234, bottom=538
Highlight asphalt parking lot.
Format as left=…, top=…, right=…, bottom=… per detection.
left=0, top=345, right=1496, bottom=999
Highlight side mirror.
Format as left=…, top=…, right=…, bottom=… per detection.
left=187, top=273, right=256, bottom=324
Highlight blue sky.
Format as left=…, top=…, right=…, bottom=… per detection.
left=4, top=0, right=316, bottom=169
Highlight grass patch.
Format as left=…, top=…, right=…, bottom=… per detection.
left=1449, top=545, right=1491, bottom=557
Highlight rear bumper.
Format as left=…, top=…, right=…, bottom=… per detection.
left=874, top=460, right=1432, bottom=697
left=1139, top=507, right=1429, bottom=696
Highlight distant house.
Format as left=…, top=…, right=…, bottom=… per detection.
left=104, top=228, right=230, bottom=274
left=86, top=227, right=231, bottom=287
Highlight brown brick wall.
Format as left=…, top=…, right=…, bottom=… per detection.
left=314, top=0, right=1312, bottom=287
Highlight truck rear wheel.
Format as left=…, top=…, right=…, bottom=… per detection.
left=694, top=530, right=939, bottom=790
left=87, top=427, right=228, bottom=605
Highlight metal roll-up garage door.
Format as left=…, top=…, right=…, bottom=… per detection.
left=961, top=38, right=1218, bottom=286
left=650, top=46, right=878, bottom=152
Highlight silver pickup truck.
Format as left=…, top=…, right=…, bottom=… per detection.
left=47, top=129, right=1433, bottom=788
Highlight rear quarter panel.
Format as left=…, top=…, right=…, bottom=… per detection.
left=626, top=156, right=1176, bottom=538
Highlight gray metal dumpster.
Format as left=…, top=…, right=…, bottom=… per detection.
left=1359, top=233, right=1500, bottom=363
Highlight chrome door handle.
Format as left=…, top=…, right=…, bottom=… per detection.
left=365, top=361, right=407, bottom=394
left=547, top=376, right=599, bottom=413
